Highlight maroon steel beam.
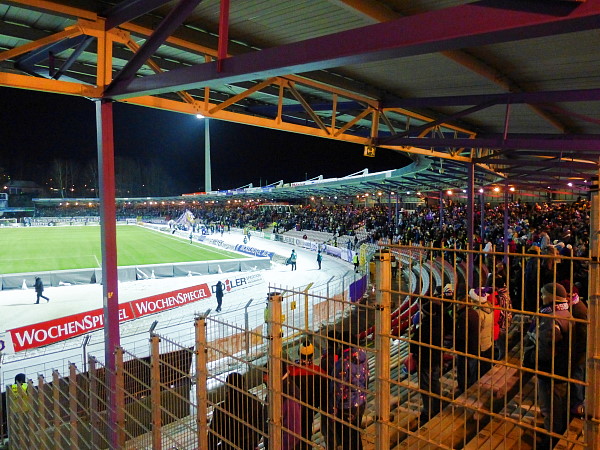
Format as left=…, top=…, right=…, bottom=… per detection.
left=217, top=0, right=230, bottom=72
left=475, top=159, right=598, bottom=170
left=96, top=99, right=120, bottom=449
left=381, top=136, right=600, bottom=152
left=105, top=0, right=600, bottom=99
left=382, top=87, right=600, bottom=109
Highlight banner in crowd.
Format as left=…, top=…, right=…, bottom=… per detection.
left=8, top=283, right=211, bottom=352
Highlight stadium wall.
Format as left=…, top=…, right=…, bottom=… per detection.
left=0, top=257, right=270, bottom=290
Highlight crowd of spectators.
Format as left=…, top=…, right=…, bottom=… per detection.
left=33, top=198, right=590, bottom=256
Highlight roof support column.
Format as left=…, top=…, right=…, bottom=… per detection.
left=395, top=195, right=399, bottom=228
left=503, top=180, right=509, bottom=264
left=96, top=99, right=121, bottom=450
left=217, top=0, right=230, bottom=72
left=205, top=118, right=211, bottom=192
left=480, top=190, right=485, bottom=240
left=586, top=171, right=600, bottom=447
left=439, top=190, right=444, bottom=229
left=466, top=163, right=475, bottom=288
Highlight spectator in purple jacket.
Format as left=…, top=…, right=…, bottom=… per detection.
left=331, top=332, right=369, bottom=450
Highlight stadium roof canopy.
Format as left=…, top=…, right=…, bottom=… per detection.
left=2, top=0, right=600, bottom=194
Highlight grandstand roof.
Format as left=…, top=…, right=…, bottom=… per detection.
left=2, top=0, right=599, bottom=194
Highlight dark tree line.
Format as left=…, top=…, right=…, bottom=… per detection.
left=48, top=156, right=179, bottom=198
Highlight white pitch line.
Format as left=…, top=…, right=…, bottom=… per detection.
left=153, top=228, right=245, bottom=260
left=93, top=254, right=101, bottom=268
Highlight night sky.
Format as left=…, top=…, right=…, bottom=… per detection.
left=1, top=86, right=411, bottom=196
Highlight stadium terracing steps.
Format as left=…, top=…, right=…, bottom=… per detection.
left=123, top=254, right=585, bottom=449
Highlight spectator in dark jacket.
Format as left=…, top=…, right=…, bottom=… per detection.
left=454, top=289, right=481, bottom=395
left=526, top=283, right=574, bottom=448
left=319, top=331, right=342, bottom=450
left=413, top=285, right=453, bottom=422
left=559, top=280, right=588, bottom=417
left=288, top=340, right=327, bottom=449
left=208, top=372, right=266, bottom=450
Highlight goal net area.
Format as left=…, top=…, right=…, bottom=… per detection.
left=0, top=218, right=17, bottom=227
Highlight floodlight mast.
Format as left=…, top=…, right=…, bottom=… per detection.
left=204, top=118, right=211, bottom=192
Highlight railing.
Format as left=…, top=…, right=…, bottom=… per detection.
left=4, top=245, right=594, bottom=449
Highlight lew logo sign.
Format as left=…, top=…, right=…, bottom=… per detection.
left=211, top=273, right=264, bottom=293
left=8, top=283, right=211, bottom=352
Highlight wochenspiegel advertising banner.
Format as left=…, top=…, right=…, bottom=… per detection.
left=8, top=283, right=211, bottom=352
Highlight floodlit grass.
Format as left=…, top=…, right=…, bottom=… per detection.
left=0, top=225, right=244, bottom=274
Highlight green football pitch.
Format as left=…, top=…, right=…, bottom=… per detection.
left=0, top=225, right=245, bottom=274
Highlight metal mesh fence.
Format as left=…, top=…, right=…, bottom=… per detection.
left=4, top=244, right=594, bottom=449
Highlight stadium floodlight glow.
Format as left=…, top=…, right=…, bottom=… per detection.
left=334, top=196, right=337, bottom=199
left=509, top=187, right=515, bottom=192
left=406, top=191, right=410, bottom=195
left=493, top=187, right=500, bottom=192
left=310, top=197, right=315, bottom=200
left=446, top=190, right=452, bottom=195
left=584, top=179, right=588, bottom=183
left=568, top=182, right=573, bottom=187
left=462, top=189, right=467, bottom=193
left=479, top=188, right=484, bottom=193
left=417, top=192, right=421, bottom=195
left=378, top=192, right=382, bottom=196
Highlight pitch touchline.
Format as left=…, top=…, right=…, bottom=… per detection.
left=161, top=229, right=241, bottom=259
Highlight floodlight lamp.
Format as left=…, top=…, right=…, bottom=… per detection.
left=479, top=188, right=484, bottom=193
left=493, top=187, right=500, bottom=192
left=378, top=192, right=382, bottom=196
left=568, top=182, right=573, bottom=187
left=446, top=190, right=452, bottom=195
left=462, top=189, right=467, bottom=193
left=509, top=187, right=515, bottom=192
left=417, top=192, right=421, bottom=195
left=406, top=191, right=410, bottom=195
